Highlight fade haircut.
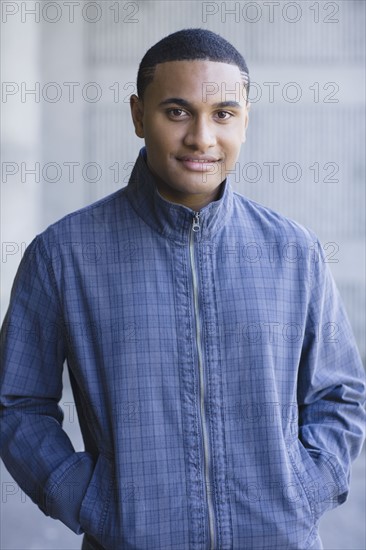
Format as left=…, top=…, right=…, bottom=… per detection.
left=136, top=28, right=250, bottom=103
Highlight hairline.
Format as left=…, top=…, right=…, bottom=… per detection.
left=138, top=60, right=249, bottom=103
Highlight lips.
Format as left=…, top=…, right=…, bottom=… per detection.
left=178, top=155, right=220, bottom=162
left=177, top=155, right=221, bottom=172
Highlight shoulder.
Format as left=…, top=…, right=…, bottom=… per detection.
left=231, top=190, right=319, bottom=247
left=37, top=187, right=129, bottom=244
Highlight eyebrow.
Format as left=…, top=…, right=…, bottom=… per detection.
left=158, top=97, right=242, bottom=109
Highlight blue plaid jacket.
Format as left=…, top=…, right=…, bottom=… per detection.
left=1, top=147, right=365, bottom=550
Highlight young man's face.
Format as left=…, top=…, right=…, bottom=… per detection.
left=130, top=59, right=250, bottom=210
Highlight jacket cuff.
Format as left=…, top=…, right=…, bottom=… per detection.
left=43, top=452, right=95, bottom=534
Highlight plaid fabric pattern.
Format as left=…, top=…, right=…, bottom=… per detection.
left=1, top=147, right=365, bottom=549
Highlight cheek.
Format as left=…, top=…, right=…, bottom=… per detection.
left=145, top=120, right=175, bottom=148
left=221, top=132, right=243, bottom=167
left=233, top=126, right=246, bottom=148
left=224, top=133, right=243, bottom=154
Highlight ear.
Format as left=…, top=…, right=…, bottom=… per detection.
left=242, top=102, right=250, bottom=143
left=130, top=94, right=145, bottom=138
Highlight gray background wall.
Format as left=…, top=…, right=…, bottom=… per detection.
left=1, top=1, right=365, bottom=548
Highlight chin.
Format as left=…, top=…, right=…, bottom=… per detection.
left=177, top=182, right=220, bottom=195
left=173, top=174, right=221, bottom=190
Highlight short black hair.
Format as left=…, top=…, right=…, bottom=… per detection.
left=136, top=28, right=250, bottom=103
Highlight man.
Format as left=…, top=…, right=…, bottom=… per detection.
left=1, top=28, right=365, bottom=550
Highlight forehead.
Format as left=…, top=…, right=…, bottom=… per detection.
left=146, top=60, right=246, bottom=104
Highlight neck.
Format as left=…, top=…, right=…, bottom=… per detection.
left=155, top=182, right=222, bottom=211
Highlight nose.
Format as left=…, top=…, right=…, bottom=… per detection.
left=183, top=115, right=216, bottom=151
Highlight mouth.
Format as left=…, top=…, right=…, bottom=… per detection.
left=177, top=156, right=221, bottom=172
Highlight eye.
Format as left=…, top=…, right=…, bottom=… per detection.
left=166, top=108, right=188, bottom=119
left=216, top=111, right=233, bottom=120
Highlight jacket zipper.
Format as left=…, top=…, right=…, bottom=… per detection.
left=189, top=211, right=216, bottom=550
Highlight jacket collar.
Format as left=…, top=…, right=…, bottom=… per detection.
left=125, top=147, right=234, bottom=244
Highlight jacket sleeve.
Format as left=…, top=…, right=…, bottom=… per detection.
left=297, top=239, right=366, bottom=514
left=0, top=235, right=94, bottom=534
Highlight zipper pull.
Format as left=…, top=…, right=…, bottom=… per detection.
left=192, top=212, right=200, bottom=232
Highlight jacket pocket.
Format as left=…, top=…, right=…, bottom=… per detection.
left=79, top=453, right=115, bottom=544
left=286, top=438, right=348, bottom=520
